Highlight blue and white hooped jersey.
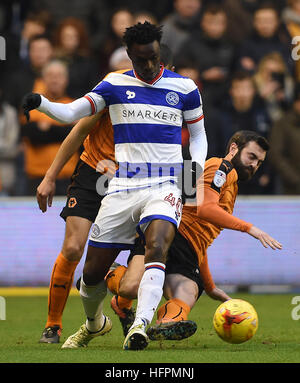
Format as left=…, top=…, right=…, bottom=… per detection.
left=85, top=67, right=204, bottom=193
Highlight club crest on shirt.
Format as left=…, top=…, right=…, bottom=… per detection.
left=166, top=91, right=179, bottom=106
left=213, top=169, right=226, bottom=188
left=91, top=224, right=101, bottom=238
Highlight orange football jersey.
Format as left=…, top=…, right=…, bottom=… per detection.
left=179, top=157, right=252, bottom=273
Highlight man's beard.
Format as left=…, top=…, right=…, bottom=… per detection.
left=231, top=151, right=254, bottom=182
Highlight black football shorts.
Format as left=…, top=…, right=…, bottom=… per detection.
left=60, top=160, right=107, bottom=222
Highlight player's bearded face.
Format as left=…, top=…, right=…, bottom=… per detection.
left=231, top=149, right=255, bottom=182
left=128, top=41, right=161, bottom=82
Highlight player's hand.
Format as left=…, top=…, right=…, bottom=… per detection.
left=22, top=93, right=42, bottom=122
left=206, top=287, right=232, bottom=302
left=248, top=225, right=282, bottom=250
left=36, top=175, right=56, bottom=213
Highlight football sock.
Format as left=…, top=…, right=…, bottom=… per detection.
left=105, top=265, right=127, bottom=295
left=156, top=298, right=191, bottom=323
left=80, top=277, right=107, bottom=333
left=133, top=262, right=165, bottom=327
left=115, top=295, right=133, bottom=310
left=46, top=252, right=79, bottom=329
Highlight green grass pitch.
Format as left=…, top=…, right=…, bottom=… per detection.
left=0, top=292, right=299, bottom=364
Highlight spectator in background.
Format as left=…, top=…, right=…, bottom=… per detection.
left=18, top=11, right=50, bottom=65
left=161, top=0, right=202, bottom=56
left=107, top=0, right=173, bottom=22
left=133, top=10, right=158, bottom=25
left=217, top=71, right=274, bottom=194
left=254, top=52, right=294, bottom=123
left=269, top=83, right=300, bottom=194
left=7, top=34, right=54, bottom=110
left=21, top=60, right=79, bottom=196
left=52, top=17, right=99, bottom=98
left=0, top=87, right=20, bottom=196
left=108, top=47, right=132, bottom=72
left=176, top=61, right=202, bottom=90
left=238, top=3, right=293, bottom=75
left=30, top=0, right=110, bottom=55
left=99, top=8, right=134, bottom=76
left=222, top=0, right=258, bottom=45
left=176, top=60, right=225, bottom=159
left=1, top=11, right=51, bottom=99
left=282, top=0, right=300, bottom=81
left=176, top=4, right=235, bottom=109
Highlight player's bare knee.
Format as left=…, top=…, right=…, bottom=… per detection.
left=145, top=240, right=167, bottom=264
left=62, top=238, right=85, bottom=262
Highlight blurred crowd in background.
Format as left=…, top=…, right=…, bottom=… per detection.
left=0, top=0, right=300, bottom=196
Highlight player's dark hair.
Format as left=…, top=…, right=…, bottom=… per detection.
left=225, top=130, right=270, bottom=154
left=160, top=44, right=173, bottom=68
left=123, top=21, right=162, bottom=49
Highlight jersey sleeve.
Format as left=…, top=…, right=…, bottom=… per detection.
left=182, top=82, right=204, bottom=124
left=197, top=158, right=253, bottom=232
left=84, top=76, right=115, bottom=115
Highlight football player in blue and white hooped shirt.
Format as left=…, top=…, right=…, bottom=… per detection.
left=22, top=22, right=208, bottom=350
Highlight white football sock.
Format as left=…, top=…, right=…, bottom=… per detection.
left=80, top=277, right=107, bottom=333
left=133, top=262, right=165, bottom=328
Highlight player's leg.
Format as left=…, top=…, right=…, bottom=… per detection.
left=147, top=274, right=199, bottom=341
left=108, top=235, right=146, bottom=300
left=147, top=231, right=204, bottom=341
left=107, top=254, right=145, bottom=336
left=40, top=160, right=104, bottom=343
left=123, top=183, right=182, bottom=350
left=40, top=216, right=92, bottom=343
left=61, top=245, right=119, bottom=349
left=62, top=191, right=137, bottom=348
left=123, top=219, right=176, bottom=350
left=82, top=245, right=120, bottom=331
left=134, top=219, right=176, bottom=322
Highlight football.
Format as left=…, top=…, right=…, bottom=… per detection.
left=213, top=299, right=258, bottom=344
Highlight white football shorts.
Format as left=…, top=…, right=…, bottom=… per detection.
left=88, top=182, right=182, bottom=249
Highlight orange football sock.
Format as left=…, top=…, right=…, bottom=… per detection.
left=46, top=252, right=79, bottom=329
left=115, top=295, right=133, bottom=310
left=156, top=298, right=191, bottom=324
left=105, top=265, right=127, bottom=295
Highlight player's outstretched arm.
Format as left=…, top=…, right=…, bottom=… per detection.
left=247, top=225, right=282, bottom=250
left=36, top=113, right=101, bottom=212
left=22, top=92, right=101, bottom=124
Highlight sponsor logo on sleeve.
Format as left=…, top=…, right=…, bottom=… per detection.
left=213, top=170, right=226, bottom=188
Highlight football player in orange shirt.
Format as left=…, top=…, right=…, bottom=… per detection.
left=105, top=130, right=282, bottom=341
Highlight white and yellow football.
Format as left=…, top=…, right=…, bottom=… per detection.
left=213, top=299, right=258, bottom=344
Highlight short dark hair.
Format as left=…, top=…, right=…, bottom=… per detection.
left=122, top=21, right=162, bottom=49
left=225, top=130, right=270, bottom=154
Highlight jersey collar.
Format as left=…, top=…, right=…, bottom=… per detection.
left=133, top=64, right=164, bottom=85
